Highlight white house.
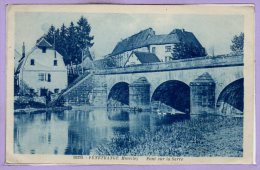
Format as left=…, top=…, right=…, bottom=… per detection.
left=15, top=38, right=68, bottom=96
left=125, top=51, right=160, bottom=66
left=108, top=28, right=206, bottom=67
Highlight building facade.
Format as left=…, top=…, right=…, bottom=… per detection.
left=108, top=28, right=206, bottom=67
left=15, top=38, right=68, bottom=96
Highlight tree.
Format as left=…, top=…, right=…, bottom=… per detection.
left=230, top=32, right=244, bottom=52
left=67, top=22, right=78, bottom=64
left=54, top=28, right=60, bottom=48
left=77, top=17, right=94, bottom=48
left=171, top=42, right=188, bottom=60
left=171, top=41, right=206, bottom=60
left=58, top=24, right=69, bottom=63
left=76, top=16, right=94, bottom=63
left=45, top=25, right=56, bottom=45
left=37, top=16, right=94, bottom=65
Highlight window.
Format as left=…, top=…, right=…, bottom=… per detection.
left=152, top=47, right=156, bottom=54
left=47, top=74, right=51, bottom=82
left=54, top=89, right=59, bottom=93
left=30, top=59, right=35, bottom=65
left=42, top=47, right=46, bottom=53
left=38, top=73, right=44, bottom=81
left=54, top=60, right=58, bottom=66
left=165, top=46, right=171, bottom=52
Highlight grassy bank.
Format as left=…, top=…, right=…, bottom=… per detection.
left=94, top=115, right=243, bottom=157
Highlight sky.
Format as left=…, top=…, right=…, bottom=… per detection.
left=15, top=12, right=244, bottom=59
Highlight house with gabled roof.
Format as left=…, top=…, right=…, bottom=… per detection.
left=15, top=38, right=68, bottom=96
left=125, top=51, right=161, bottom=66
left=108, top=28, right=206, bottom=67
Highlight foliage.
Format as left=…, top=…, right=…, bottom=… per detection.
left=38, top=16, right=94, bottom=65
left=230, top=32, right=244, bottom=52
left=171, top=42, right=206, bottom=60
left=94, top=116, right=243, bottom=157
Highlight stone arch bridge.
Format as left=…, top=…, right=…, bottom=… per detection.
left=60, top=55, right=243, bottom=116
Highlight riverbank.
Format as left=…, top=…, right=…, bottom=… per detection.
left=94, top=115, right=243, bottom=157
left=14, top=106, right=72, bottom=113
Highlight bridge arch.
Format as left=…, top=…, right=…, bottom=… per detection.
left=216, top=78, right=244, bottom=116
left=107, top=82, right=129, bottom=107
left=151, top=80, right=190, bottom=114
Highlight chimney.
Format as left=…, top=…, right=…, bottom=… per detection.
left=22, top=42, right=25, bottom=58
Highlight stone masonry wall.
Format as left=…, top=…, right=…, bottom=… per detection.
left=61, top=74, right=107, bottom=107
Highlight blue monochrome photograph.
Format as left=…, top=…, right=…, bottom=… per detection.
left=8, top=5, right=255, bottom=164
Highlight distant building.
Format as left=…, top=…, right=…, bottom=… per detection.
left=15, top=38, right=68, bottom=96
left=108, top=28, right=206, bottom=67
left=125, top=51, right=160, bottom=66
left=82, top=56, right=117, bottom=70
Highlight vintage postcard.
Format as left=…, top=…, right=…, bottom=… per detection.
left=6, top=4, right=255, bottom=165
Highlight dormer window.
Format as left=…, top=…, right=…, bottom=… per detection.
left=42, top=47, right=46, bottom=53
left=54, top=60, right=58, bottom=66
left=30, top=59, right=35, bottom=65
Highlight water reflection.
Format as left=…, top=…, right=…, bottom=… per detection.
left=14, top=111, right=68, bottom=155
left=107, top=107, right=129, bottom=121
left=14, top=107, right=187, bottom=155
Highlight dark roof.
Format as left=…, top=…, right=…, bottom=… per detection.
left=169, top=29, right=203, bottom=48
left=36, top=38, right=53, bottom=48
left=146, top=34, right=179, bottom=45
left=93, top=58, right=116, bottom=69
left=111, top=28, right=204, bottom=56
left=15, top=46, right=42, bottom=74
left=111, top=28, right=155, bottom=56
left=132, top=51, right=160, bottom=64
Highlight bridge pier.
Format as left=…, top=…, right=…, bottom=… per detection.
left=129, top=77, right=150, bottom=110
left=89, top=83, right=107, bottom=107
left=190, top=72, right=216, bottom=116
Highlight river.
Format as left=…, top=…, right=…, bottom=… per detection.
left=14, top=107, right=243, bottom=156
left=14, top=107, right=172, bottom=155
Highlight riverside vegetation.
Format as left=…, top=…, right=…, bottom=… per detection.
left=94, top=115, right=243, bottom=157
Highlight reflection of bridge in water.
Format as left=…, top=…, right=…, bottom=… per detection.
left=59, top=54, right=244, bottom=117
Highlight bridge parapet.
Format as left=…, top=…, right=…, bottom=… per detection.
left=95, top=54, right=243, bottom=75
left=57, top=54, right=243, bottom=114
